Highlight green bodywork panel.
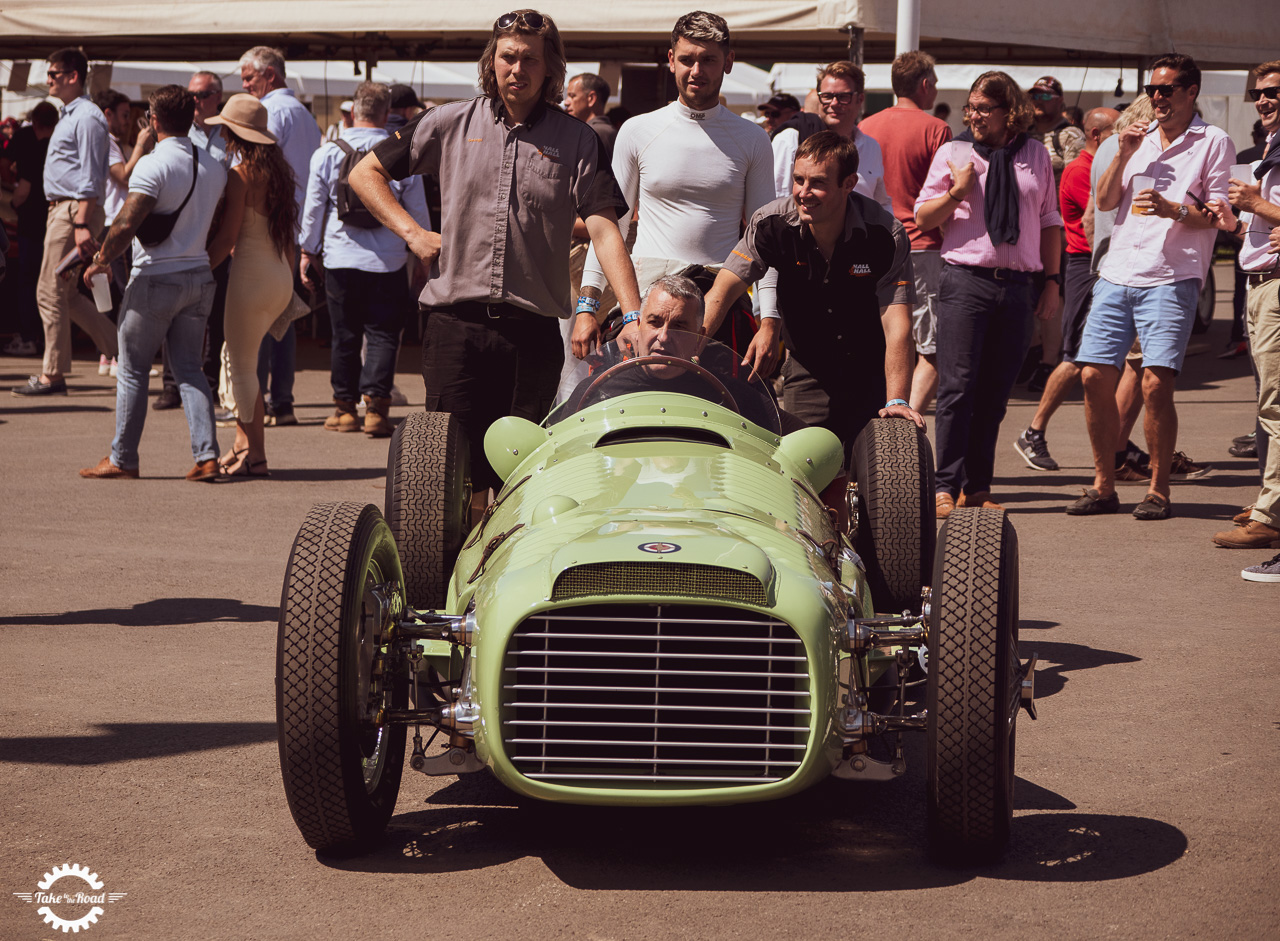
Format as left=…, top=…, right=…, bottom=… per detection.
left=432, top=391, right=888, bottom=805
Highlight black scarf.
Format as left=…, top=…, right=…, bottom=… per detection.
left=957, top=128, right=1028, bottom=246
left=1254, top=138, right=1280, bottom=182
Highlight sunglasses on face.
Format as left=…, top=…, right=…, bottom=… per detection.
left=191, top=89, right=220, bottom=100
left=1247, top=86, right=1280, bottom=102
left=1143, top=83, right=1189, bottom=99
left=759, top=108, right=779, bottom=118
left=1030, top=91, right=1058, bottom=101
left=46, top=69, right=70, bottom=79
left=817, top=91, right=854, bottom=105
left=963, top=102, right=1004, bottom=117
left=495, top=10, right=545, bottom=31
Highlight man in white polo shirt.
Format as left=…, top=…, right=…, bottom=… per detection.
left=78, top=85, right=228, bottom=482
left=1068, top=53, right=1234, bottom=521
left=1206, top=59, right=1280, bottom=562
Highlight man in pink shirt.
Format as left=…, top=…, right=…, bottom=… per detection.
left=1206, top=59, right=1280, bottom=561
left=860, top=50, right=952, bottom=412
left=1068, top=53, right=1234, bottom=521
left=914, top=71, right=1062, bottom=518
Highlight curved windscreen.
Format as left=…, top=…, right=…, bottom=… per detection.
left=545, top=329, right=781, bottom=434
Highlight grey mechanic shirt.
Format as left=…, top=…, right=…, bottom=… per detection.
left=372, top=96, right=626, bottom=318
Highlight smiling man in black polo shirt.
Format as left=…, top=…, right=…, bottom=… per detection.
left=703, top=130, right=922, bottom=453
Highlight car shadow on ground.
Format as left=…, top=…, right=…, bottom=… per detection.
left=327, top=765, right=1186, bottom=889
left=0, top=721, right=277, bottom=764
left=0, top=597, right=278, bottom=627
left=264, top=467, right=387, bottom=482
left=1020, top=640, right=1141, bottom=700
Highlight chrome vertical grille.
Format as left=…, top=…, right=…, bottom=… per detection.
left=501, top=604, right=810, bottom=786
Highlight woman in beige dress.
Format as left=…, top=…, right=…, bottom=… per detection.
left=206, top=94, right=295, bottom=477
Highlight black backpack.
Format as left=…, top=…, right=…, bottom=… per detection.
left=332, top=139, right=381, bottom=229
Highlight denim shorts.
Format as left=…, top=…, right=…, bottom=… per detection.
left=1075, top=276, right=1201, bottom=373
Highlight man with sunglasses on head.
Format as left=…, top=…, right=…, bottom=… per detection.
left=915, top=71, right=1063, bottom=518
left=1203, top=61, right=1280, bottom=563
left=577, top=11, right=776, bottom=346
left=13, top=48, right=119, bottom=397
left=350, top=8, right=641, bottom=525
left=1068, top=53, right=1234, bottom=521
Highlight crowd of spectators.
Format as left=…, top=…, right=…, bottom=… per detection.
left=1, top=12, right=1277, bottom=581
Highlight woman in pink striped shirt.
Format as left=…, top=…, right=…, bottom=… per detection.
left=914, top=71, right=1063, bottom=518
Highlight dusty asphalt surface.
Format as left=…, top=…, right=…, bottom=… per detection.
left=2, top=268, right=1277, bottom=940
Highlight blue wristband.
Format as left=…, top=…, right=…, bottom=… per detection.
left=884, top=398, right=909, bottom=409
left=622, top=310, right=640, bottom=324
left=575, top=295, right=600, bottom=316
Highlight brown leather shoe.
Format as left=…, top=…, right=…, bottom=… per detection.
left=79, top=456, right=138, bottom=479
left=186, top=458, right=220, bottom=482
left=959, top=490, right=1005, bottom=509
left=936, top=492, right=956, bottom=520
left=324, top=399, right=361, bottom=432
left=1234, top=504, right=1256, bottom=526
left=1212, top=520, right=1280, bottom=549
left=363, top=395, right=392, bottom=438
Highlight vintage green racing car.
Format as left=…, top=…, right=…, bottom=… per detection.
left=275, top=329, right=1037, bottom=862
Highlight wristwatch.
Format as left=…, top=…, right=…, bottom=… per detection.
left=1176, top=204, right=1190, bottom=223
left=1044, top=272, right=1063, bottom=285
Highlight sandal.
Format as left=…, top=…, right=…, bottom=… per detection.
left=217, top=446, right=248, bottom=475
left=224, top=456, right=270, bottom=479
left=1132, top=492, right=1171, bottom=520
left=1065, top=487, right=1119, bottom=516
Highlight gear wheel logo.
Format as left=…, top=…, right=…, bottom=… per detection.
left=12, top=862, right=126, bottom=933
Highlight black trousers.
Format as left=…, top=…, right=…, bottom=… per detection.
left=421, top=303, right=563, bottom=491
left=326, top=267, right=407, bottom=401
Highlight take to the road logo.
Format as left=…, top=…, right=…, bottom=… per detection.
left=11, top=863, right=126, bottom=933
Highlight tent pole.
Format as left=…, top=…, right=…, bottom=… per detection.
left=896, top=0, right=921, bottom=56
left=846, top=25, right=864, bottom=68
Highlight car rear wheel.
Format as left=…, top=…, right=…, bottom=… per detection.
left=277, top=501, right=407, bottom=855
left=385, top=411, right=470, bottom=610
left=926, top=507, right=1020, bottom=864
left=852, top=417, right=936, bottom=614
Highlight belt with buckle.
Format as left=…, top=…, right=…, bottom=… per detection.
left=47, top=197, right=75, bottom=208
left=950, top=263, right=1034, bottom=284
left=1247, top=269, right=1280, bottom=288
left=443, top=300, right=546, bottom=322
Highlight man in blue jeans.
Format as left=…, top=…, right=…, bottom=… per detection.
left=299, top=81, right=431, bottom=437
left=79, top=85, right=228, bottom=481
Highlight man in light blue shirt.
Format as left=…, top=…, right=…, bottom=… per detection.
left=80, top=85, right=228, bottom=482
left=239, top=46, right=323, bottom=425
left=300, top=81, right=430, bottom=437
left=188, top=71, right=230, bottom=168
left=14, top=47, right=118, bottom=397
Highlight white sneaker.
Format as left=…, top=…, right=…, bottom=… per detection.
left=149, top=367, right=160, bottom=378
left=109, top=357, right=118, bottom=377
left=99, top=355, right=111, bottom=376
left=1242, top=552, right=1280, bottom=583
left=4, top=337, right=38, bottom=356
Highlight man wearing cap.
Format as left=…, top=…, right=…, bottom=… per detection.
left=78, top=85, right=228, bottom=481
left=386, top=85, right=425, bottom=135
left=300, top=81, right=431, bottom=438
left=760, top=92, right=825, bottom=198
left=1031, top=76, right=1086, bottom=187
left=1206, top=60, right=1280, bottom=554
left=1068, top=53, right=1234, bottom=521
left=349, top=8, right=641, bottom=524
left=14, top=47, right=118, bottom=397
left=239, top=45, right=322, bottom=426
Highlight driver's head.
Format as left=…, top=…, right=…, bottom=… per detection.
left=637, top=275, right=704, bottom=375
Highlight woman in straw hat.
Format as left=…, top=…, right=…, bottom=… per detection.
left=206, top=93, right=296, bottom=477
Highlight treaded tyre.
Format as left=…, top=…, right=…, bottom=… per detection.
left=852, top=417, right=936, bottom=614
left=926, top=506, right=1020, bottom=864
left=385, top=411, right=470, bottom=610
left=277, top=501, right=407, bottom=855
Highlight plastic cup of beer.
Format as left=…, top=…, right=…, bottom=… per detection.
left=950, top=141, right=974, bottom=166
left=1230, top=163, right=1252, bottom=183
left=90, top=273, right=112, bottom=313
left=1131, top=175, right=1155, bottom=216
